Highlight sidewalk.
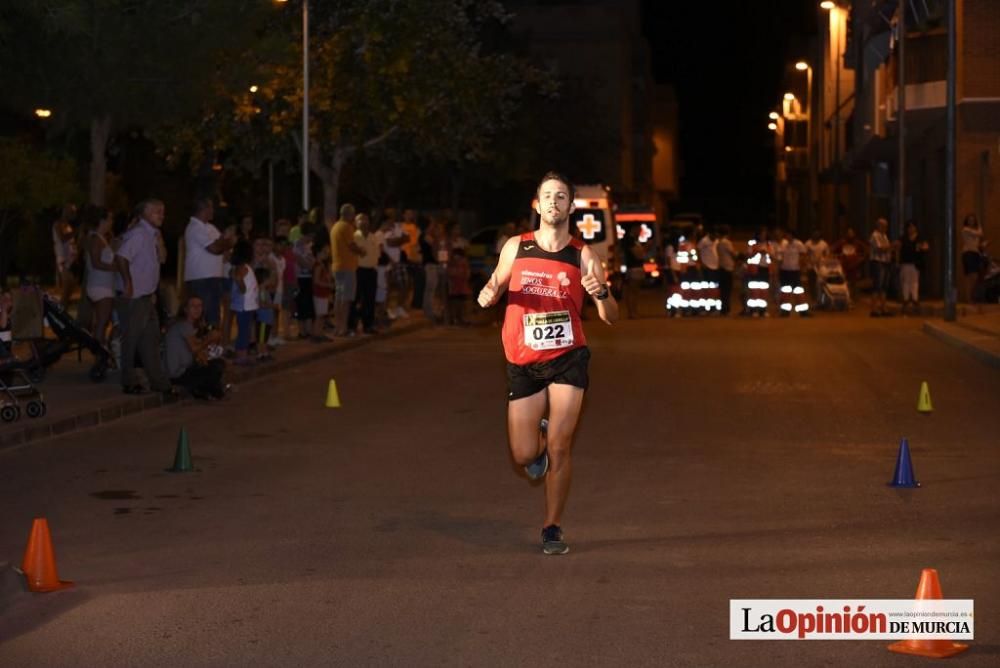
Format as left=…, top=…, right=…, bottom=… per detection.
left=922, top=303, right=1000, bottom=369
left=0, top=314, right=430, bottom=450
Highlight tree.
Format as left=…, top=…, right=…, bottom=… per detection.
left=0, top=138, right=82, bottom=281
left=0, top=2, right=273, bottom=206
left=163, top=0, right=539, bottom=218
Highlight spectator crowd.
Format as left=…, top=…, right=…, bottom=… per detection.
left=1, top=198, right=477, bottom=401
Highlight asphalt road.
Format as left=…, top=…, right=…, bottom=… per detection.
left=1, top=309, right=999, bottom=667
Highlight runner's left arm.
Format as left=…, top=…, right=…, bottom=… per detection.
left=581, top=246, right=619, bottom=325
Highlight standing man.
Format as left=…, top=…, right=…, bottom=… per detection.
left=869, top=217, right=893, bottom=317
left=401, top=209, right=423, bottom=309
left=183, top=197, right=234, bottom=326
left=478, top=172, right=619, bottom=556
left=330, top=203, right=365, bottom=337
left=351, top=212, right=381, bottom=335
left=622, top=224, right=645, bottom=318
left=776, top=230, right=809, bottom=317
left=115, top=199, right=173, bottom=395
left=716, top=225, right=736, bottom=315
left=804, top=229, right=830, bottom=302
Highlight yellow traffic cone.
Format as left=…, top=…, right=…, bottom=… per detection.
left=325, top=379, right=341, bottom=408
left=917, top=381, right=933, bottom=413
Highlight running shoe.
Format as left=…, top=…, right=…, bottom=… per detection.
left=541, top=524, right=569, bottom=555
left=524, top=418, right=549, bottom=480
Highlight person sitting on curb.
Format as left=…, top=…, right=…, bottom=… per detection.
left=164, top=295, right=228, bottom=400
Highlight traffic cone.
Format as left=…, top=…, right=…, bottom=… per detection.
left=325, top=379, right=341, bottom=408
left=888, top=438, right=920, bottom=488
left=20, top=518, right=73, bottom=593
left=166, top=427, right=194, bottom=472
left=917, top=381, right=933, bottom=413
left=888, top=569, right=969, bottom=658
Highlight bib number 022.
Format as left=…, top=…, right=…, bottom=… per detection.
left=523, top=311, right=573, bottom=351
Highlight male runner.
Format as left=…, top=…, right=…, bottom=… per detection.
left=478, top=172, right=619, bottom=555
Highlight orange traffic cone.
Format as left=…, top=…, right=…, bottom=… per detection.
left=887, top=568, right=968, bottom=658
left=20, top=518, right=74, bottom=593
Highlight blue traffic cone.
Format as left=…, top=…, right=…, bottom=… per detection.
left=887, top=438, right=920, bottom=488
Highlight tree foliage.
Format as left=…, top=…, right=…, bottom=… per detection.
left=0, top=1, right=275, bottom=203
left=159, top=0, right=549, bottom=214
left=0, top=138, right=82, bottom=280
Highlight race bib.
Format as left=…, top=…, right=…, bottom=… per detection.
left=523, top=311, right=574, bottom=351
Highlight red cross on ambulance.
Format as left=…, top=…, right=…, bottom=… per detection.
left=576, top=214, right=602, bottom=240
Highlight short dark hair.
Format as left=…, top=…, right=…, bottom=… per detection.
left=193, top=197, right=213, bottom=215
left=536, top=171, right=575, bottom=201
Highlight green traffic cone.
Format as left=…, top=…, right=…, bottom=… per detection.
left=167, top=427, right=193, bottom=473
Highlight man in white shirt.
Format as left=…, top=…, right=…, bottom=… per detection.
left=183, top=198, right=234, bottom=326
left=716, top=225, right=737, bottom=315
left=804, top=229, right=829, bottom=301
left=776, top=230, right=810, bottom=317
left=350, top=212, right=382, bottom=334
left=115, top=199, right=173, bottom=395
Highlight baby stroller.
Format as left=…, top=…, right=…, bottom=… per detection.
left=816, top=258, right=851, bottom=310
left=9, top=285, right=115, bottom=383
left=0, top=353, right=47, bottom=423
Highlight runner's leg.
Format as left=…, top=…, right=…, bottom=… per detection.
left=507, top=388, right=548, bottom=466
left=543, top=382, right=585, bottom=527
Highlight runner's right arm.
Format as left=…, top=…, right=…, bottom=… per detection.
left=478, top=236, right=520, bottom=308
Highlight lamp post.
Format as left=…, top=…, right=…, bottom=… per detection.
left=276, top=0, right=309, bottom=212
left=896, top=0, right=906, bottom=241
left=796, top=60, right=814, bottom=230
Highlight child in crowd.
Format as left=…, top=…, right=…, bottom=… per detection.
left=447, top=247, right=471, bottom=326
left=293, top=227, right=316, bottom=341
left=311, top=242, right=333, bottom=342
left=254, top=266, right=277, bottom=362
left=275, top=236, right=297, bottom=340
left=268, top=237, right=286, bottom=346
left=230, top=240, right=259, bottom=365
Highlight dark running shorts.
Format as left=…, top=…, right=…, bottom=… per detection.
left=506, top=346, right=591, bottom=401
left=962, top=251, right=982, bottom=276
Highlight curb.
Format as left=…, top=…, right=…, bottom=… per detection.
left=0, top=321, right=429, bottom=451
left=922, top=320, right=1000, bottom=369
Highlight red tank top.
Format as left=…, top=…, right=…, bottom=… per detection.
left=502, top=233, right=588, bottom=365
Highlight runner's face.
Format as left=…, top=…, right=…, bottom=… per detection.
left=536, top=180, right=574, bottom=227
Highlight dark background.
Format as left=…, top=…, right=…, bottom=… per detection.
left=642, top=0, right=817, bottom=227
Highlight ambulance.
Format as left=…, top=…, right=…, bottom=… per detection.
left=531, top=183, right=618, bottom=280
left=614, top=205, right=662, bottom=283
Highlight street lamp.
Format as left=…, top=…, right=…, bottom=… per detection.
left=793, top=61, right=814, bottom=230
left=768, top=122, right=778, bottom=131
left=769, top=111, right=779, bottom=120
left=784, top=92, right=796, bottom=101
left=34, top=108, right=52, bottom=118
left=249, top=85, right=259, bottom=93
left=275, top=0, right=309, bottom=212
left=820, top=1, right=836, bottom=10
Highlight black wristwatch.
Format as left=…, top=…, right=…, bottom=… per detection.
left=595, top=284, right=610, bottom=300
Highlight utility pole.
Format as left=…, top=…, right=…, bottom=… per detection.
left=897, top=0, right=907, bottom=240
left=944, top=0, right=957, bottom=321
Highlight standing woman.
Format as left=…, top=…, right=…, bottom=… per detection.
left=82, top=206, right=117, bottom=347
left=961, top=214, right=987, bottom=303
left=896, top=221, right=929, bottom=315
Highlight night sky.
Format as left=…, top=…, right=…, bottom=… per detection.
left=642, top=0, right=816, bottom=228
